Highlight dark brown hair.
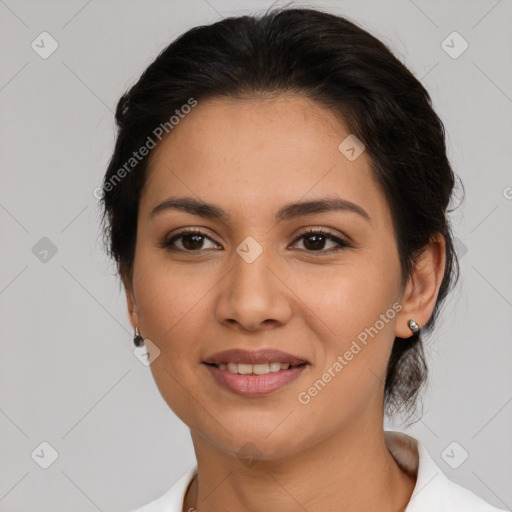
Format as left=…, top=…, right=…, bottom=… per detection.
left=100, top=7, right=460, bottom=422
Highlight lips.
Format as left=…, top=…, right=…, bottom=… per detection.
left=202, top=348, right=309, bottom=397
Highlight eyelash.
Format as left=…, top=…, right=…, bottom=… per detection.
left=159, top=227, right=352, bottom=255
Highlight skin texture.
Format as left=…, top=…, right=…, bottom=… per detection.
left=124, top=94, right=446, bottom=512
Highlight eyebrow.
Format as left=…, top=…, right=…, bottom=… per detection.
left=150, top=196, right=371, bottom=223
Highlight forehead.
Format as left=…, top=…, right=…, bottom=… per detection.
left=141, top=94, right=386, bottom=223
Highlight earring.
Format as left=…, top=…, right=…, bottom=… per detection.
left=408, top=319, right=420, bottom=334
left=133, top=327, right=144, bottom=347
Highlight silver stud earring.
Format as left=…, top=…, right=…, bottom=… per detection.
left=133, top=327, right=144, bottom=347
left=408, top=319, right=420, bottom=333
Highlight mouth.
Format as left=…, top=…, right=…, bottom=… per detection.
left=202, top=348, right=310, bottom=396
left=201, top=348, right=309, bottom=397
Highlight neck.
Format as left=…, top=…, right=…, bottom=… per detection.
left=183, top=421, right=416, bottom=512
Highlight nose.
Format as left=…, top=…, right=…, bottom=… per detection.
left=215, top=243, right=293, bottom=332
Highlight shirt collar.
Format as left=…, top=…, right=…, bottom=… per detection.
left=385, top=430, right=444, bottom=511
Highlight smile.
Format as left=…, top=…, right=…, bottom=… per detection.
left=210, top=361, right=302, bottom=374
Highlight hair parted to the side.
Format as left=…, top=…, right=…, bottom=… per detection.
left=100, top=7, right=461, bottom=424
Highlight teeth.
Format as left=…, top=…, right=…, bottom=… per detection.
left=217, top=362, right=292, bottom=374
left=253, top=363, right=270, bottom=375
left=238, top=363, right=253, bottom=375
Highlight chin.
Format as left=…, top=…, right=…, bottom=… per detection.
left=204, top=421, right=308, bottom=462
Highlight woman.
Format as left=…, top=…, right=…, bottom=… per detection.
left=100, top=7, right=504, bottom=512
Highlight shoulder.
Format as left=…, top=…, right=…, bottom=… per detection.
left=395, top=433, right=507, bottom=512
left=127, top=466, right=197, bottom=512
left=415, top=464, right=507, bottom=512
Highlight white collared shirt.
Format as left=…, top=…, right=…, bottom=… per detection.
left=128, top=431, right=506, bottom=512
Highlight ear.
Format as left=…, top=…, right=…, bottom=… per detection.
left=395, top=234, right=446, bottom=338
left=122, top=273, right=140, bottom=330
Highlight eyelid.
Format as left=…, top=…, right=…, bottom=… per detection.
left=160, top=227, right=221, bottom=250
left=290, top=227, right=352, bottom=252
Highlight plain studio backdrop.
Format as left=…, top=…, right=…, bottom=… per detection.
left=0, top=1, right=511, bottom=511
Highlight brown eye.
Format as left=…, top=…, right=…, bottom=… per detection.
left=302, top=232, right=328, bottom=250
left=181, top=233, right=206, bottom=250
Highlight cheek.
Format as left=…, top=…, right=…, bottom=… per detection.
left=293, top=256, right=401, bottom=345
left=134, top=278, right=211, bottom=426
left=133, top=243, right=216, bottom=342
left=291, top=256, right=401, bottom=407
left=131, top=251, right=220, bottom=413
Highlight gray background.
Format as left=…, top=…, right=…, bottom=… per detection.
left=0, top=0, right=511, bottom=511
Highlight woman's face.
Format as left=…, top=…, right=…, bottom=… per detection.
left=126, top=94, right=408, bottom=459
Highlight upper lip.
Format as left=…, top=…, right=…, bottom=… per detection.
left=203, top=348, right=308, bottom=366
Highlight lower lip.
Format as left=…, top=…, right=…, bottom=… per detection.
left=203, top=364, right=308, bottom=397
